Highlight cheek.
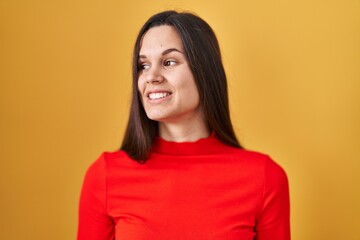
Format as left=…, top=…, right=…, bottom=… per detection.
left=191, top=89, right=200, bottom=107
left=184, top=75, right=199, bottom=102
left=137, top=77, right=146, bottom=107
left=137, top=76, right=145, bottom=95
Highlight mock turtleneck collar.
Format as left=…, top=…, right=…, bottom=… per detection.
left=152, top=133, right=225, bottom=155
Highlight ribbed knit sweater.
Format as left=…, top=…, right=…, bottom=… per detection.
left=78, top=135, right=290, bottom=240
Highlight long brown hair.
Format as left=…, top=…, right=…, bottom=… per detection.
left=121, top=11, right=243, bottom=163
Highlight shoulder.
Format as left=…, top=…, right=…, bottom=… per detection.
left=84, top=150, right=137, bottom=178
left=234, top=150, right=289, bottom=197
left=101, top=150, right=129, bottom=165
left=86, top=151, right=123, bottom=170
left=230, top=149, right=289, bottom=210
left=224, top=147, right=288, bottom=180
left=230, top=148, right=271, bottom=162
left=242, top=150, right=287, bottom=176
left=225, top=147, right=276, bottom=166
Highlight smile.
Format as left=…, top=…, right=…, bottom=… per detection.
left=148, top=92, right=172, bottom=100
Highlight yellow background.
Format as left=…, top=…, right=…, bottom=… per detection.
left=1, top=0, right=359, bottom=239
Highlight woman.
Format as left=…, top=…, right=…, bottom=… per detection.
left=78, top=10, right=290, bottom=240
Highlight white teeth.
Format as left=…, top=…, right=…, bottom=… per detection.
left=149, top=92, right=170, bottom=100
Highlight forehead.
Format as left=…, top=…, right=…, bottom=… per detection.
left=139, top=25, right=184, bottom=54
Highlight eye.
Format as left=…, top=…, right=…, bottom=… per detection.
left=138, top=62, right=150, bottom=71
left=164, top=60, right=177, bottom=67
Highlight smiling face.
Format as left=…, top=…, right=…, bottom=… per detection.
left=137, top=25, right=203, bottom=124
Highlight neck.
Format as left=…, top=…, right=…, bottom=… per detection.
left=159, top=119, right=210, bottom=142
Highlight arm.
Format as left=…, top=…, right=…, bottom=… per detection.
left=77, top=153, right=115, bottom=240
left=255, top=157, right=291, bottom=240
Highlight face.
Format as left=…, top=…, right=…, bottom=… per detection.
left=137, top=25, right=202, bottom=123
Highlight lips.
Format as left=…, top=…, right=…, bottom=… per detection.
left=146, top=89, right=172, bottom=101
left=149, top=92, right=171, bottom=100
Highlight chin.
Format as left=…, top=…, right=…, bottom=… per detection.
left=145, top=112, right=169, bottom=122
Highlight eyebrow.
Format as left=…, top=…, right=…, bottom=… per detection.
left=139, top=48, right=183, bottom=59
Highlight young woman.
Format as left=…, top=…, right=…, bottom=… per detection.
left=78, top=11, right=290, bottom=240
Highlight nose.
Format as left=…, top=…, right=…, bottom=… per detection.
left=146, top=65, right=164, bottom=84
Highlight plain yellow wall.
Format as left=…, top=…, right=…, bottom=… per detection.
left=1, top=0, right=359, bottom=239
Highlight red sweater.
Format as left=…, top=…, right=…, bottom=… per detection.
left=78, top=135, right=290, bottom=240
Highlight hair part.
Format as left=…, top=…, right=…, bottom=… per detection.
left=121, top=10, right=243, bottom=163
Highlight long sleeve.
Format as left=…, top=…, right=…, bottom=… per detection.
left=255, top=157, right=291, bottom=240
left=77, top=153, right=115, bottom=240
